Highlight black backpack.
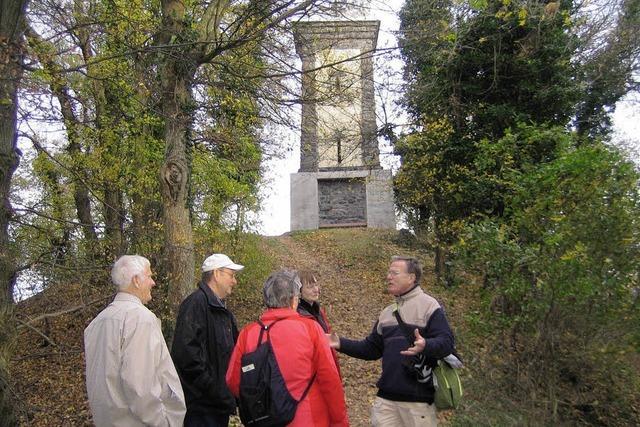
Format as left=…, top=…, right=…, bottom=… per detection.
left=238, top=319, right=316, bottom=427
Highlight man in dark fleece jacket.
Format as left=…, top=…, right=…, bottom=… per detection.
left=328, top=256, right=454, bottom=427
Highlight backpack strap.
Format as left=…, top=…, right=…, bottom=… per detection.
left=256, top=318, right=283, bottom=346
left=298, top=371, right=316, bottom=403
left=256, top=317, right=317, bottom=402
left=256, top=320, right=267, bottom=345
left=393, top=305, right=434, bottom=386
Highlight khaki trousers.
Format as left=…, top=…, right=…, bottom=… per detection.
left=371, top=396, right=437, bottom=427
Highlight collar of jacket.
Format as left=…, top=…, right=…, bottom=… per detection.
left=260, top=308, right=299, bottom=323
left=298, top=298, right=320, bottom=317
left=114, top=292, right=143, bottom=305
left=198, top=281, right=226, bottom=309
left=395, top=284, right=422, bottom=303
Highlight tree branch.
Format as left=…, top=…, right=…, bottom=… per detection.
left=17, top=294, right=113, bottom=328
left=15, top=318, right=58, bottom=347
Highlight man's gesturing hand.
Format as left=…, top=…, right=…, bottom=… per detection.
left=326, top=332, right=340, bottom=349
left=400, top=329, right=425, bottom=356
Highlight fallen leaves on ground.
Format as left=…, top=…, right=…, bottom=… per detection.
left=11, top=228, right=456, bottom=426
left=229, top=229, right=444, bottom=426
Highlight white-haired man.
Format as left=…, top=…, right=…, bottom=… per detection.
left=84, top=255, right=186, bottom=427
left=171, top=253, right=244, bottom=427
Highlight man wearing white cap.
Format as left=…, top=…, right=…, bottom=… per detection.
left=171, top=254, right=244, bottom=427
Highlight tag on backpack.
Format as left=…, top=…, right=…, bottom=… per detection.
left=242, top=364, right=255, bottom=373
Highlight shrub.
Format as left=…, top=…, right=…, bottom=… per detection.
left=457, top=139, right=640, bottom=424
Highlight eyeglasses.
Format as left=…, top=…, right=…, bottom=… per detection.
left=387, top=270, right=406, bottom=276
left=218, top=268, right=236, bottom=279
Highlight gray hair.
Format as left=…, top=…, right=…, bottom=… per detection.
left=391, top=255, right=422, bottom=285
left=263, top=269, right=301, bottom=308
left=201, top=270, right=214, bottom=287
left=111, top=255, right=150, bottom=290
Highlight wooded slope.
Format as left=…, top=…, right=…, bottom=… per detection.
left=11, top=229, right=461, bottom=426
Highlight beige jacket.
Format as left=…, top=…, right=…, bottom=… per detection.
left=84, top=293, right=186, bottom=426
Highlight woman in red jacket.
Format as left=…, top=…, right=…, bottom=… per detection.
left=226, top=269, right=349, bottom=427
left=297, top=270, right=341, bottom=375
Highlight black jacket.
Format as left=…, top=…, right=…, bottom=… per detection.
left=171, top=282, right=239, bottom=416
left=297, top=299, right=329, bottom=332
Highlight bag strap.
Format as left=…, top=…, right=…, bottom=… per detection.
left=256, top=318, right=317, bottom=402
left=394, top=305, right=463, bottom=365
left=392, top=305, right=416, bottom=344
left=298, top=371, right=316, bottom=403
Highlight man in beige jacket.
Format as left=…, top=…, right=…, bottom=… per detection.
left=84, top=255, right=186, bottom=426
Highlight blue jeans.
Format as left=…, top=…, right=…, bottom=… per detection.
left=184, top=411, right=230, bottom=427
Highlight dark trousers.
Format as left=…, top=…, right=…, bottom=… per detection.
left=184, top=411, right=230, bottom=427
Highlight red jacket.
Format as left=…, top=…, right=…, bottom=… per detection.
left=226, top=308, right=349, bottom=427
left=297, top=300, right=341, bottom=377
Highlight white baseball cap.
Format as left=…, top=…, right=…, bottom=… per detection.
left=201, top=254, right=244, bottom=272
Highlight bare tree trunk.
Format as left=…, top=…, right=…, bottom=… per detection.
left=128, top=55, right=164, bottom=258
left=101, top=81, right=130, bottom=259
left=40, top=164, right=71, bottom=265
left=159, top=67, right=196, bottom=314
left=160, top=74, right=195, bottom=313
left=70, top=154, right=99, bottom=245
left=131, top=194, right=162, bottom=255
left=433, top=218, right=453, bottom=286
left=56, top=89, right=99, bottom=245
left=0, top=0, right=28, bottom=305
left=130, top=78, right=163, bottom=257
left=103, top=186, right=126, bottom=259
left=157, top=0, right=198, bottom=317
left=0, top=0, right=29, bottom=423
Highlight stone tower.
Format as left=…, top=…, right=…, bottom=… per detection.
left=290, top=20, right=395, bottom=230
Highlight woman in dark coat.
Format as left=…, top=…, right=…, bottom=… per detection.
left=297, top=270, right=341, bottom=375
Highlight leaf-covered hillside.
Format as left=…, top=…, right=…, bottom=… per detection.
left=11, top=228, right=640, bottom=426
left=10, top=229, right=465, bottom=426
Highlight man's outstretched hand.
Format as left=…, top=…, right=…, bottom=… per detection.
left=326, top=332, right=340, bottom=349
left=400, top=329, right=425, bottom=356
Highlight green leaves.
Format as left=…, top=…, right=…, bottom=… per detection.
left=396, top=0, right=583, bottom=239
left=469, top=0, right=488, bottom=11
left=456, top=137, right=640, bottom=421
left=398, top=0, right=640, bottom=421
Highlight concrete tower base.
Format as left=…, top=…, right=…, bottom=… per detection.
left=290, top=169, right=395, bottom=231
